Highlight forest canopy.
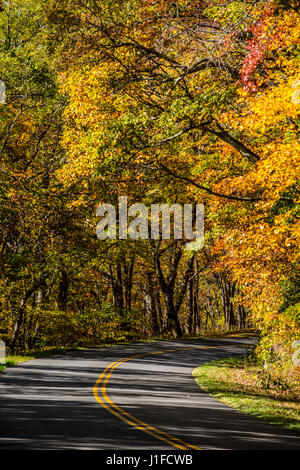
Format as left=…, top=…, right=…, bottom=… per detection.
left=0, top=0, right=299, bottom=375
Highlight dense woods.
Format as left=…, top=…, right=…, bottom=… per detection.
left=0, top=0, right=299, bottom=377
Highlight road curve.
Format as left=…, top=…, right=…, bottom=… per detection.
left=0, top=338, right=299, bottom=450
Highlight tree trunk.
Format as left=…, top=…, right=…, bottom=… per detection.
left=164, top=290, right=182, bottom=337
left=216, top=273, right=236, bottom=329
left=11, top=276, right=47, bottom=352
left=144, top=271, right=160, bottom=336
left=123, top=256, right=134, bottom=311
left=193, top=261, right=201, bottom=334
left=187, top=275, right=194, bottom=335
left=237, top=304, right=247, bottom=329
left=110, top=262, right=124, bottom=314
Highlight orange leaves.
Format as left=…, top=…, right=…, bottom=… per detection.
left=240, top=3, right=300, bottom=92
left=193, top=49, right=299, bottom=324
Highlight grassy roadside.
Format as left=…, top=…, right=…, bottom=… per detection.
left=193, top=356, right=300, bottom=432
left=0, top=346, right=92, bottom=373
left=0, top=329, right=257, bottom=373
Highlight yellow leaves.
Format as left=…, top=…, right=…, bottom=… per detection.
left=269, top=9, right=300, bottom=52
left=239, top=70, right=300, bottom=134
left=248, top=141, right=300, bottom=208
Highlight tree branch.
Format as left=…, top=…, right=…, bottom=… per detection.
left=159, top=162, right=261, bottom=202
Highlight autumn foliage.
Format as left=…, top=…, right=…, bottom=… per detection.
left=0, top=0, right=299, bottom=377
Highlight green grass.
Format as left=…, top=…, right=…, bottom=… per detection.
left=193, top=356, right=300, bottom=432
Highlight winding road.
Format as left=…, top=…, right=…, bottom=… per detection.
left=0, top=338, right=299, bottom=450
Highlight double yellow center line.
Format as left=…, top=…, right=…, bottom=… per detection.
left=93, top=345, right=232, bottom=450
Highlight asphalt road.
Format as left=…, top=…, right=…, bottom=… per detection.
left=0, top=338, right=299, bottom=450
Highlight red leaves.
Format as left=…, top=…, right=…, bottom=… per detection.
left=240, top=40, right=266, bottom=93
